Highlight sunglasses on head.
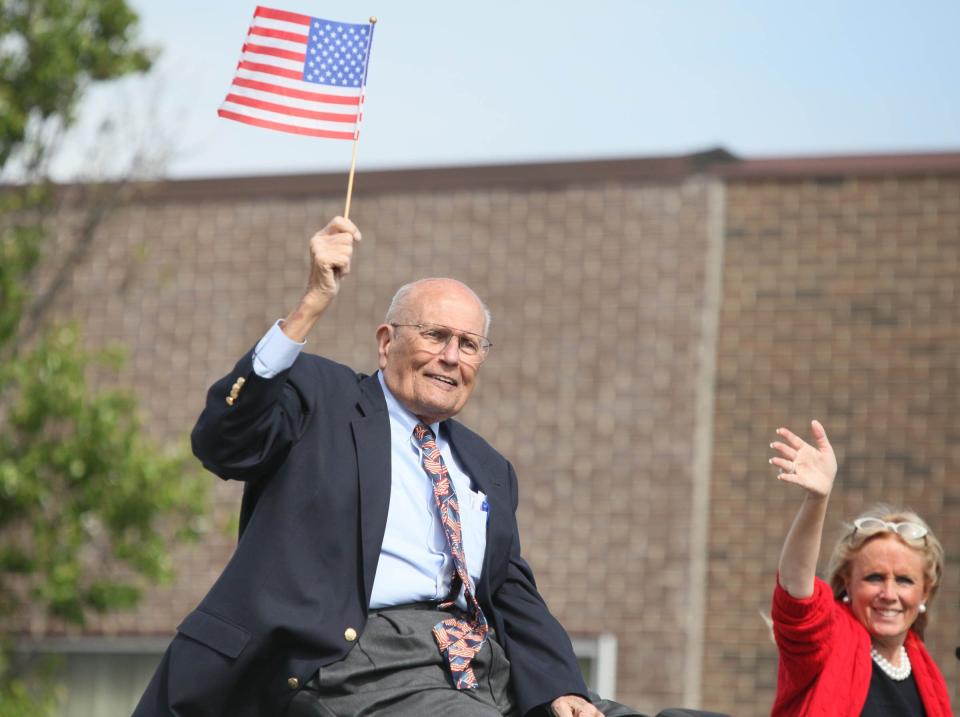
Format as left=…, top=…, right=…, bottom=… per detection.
left=852, top=517, right=928, bottom=542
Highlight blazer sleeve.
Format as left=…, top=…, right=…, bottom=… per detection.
left=491, top=462, right=589, bottom=715
left=190, top=349, right=338, bottom=483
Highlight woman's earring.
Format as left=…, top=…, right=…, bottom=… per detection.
left=842, top=594, right=850, bottom=603
left=919, top=603, right=927, bottom=614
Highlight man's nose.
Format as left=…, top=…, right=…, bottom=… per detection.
left=438, top=336, right=461, bottom=364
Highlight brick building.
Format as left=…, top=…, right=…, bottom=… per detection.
left=21, top=149, right=960, bottom=716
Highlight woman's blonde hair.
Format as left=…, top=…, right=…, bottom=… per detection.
left=826, top=504, right=944, bottom=638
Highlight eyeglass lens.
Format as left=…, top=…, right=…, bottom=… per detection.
left=420, top=325, right=483, bottom=356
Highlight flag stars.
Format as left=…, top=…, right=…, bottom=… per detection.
left=302, top=18, right=370, bottom=87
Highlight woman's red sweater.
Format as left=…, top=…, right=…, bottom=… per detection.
left=771, top=577, right=953, bottom=716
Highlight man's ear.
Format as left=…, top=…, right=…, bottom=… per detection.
left=375, top=324, right=392, bottom=370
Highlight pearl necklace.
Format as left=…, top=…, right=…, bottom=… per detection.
left=871, top=645, right=911, bottom=681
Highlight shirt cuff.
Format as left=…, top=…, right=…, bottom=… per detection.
left=252, top=320, right=304, bottom=378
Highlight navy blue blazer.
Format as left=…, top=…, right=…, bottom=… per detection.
left=133, top=349, right=587, bottom=717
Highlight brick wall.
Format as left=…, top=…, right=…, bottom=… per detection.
left=705, top=172, right=960, bottom=715
left=19, top=152, right=960, bottom=715
left=29, top=161, right=720, bottom=713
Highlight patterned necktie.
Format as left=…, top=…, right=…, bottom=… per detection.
left=412, top=422, right=489, bottom=690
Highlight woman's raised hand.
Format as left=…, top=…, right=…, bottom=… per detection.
left=769, top=419, right=837, bottom=498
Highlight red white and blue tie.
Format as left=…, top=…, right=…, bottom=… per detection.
left=412, top=422, right=489, bottom=690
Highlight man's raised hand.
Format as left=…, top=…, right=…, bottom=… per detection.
left=305, top=216, right=362, bottom=307
left=281, top=216, right=361, bottom=342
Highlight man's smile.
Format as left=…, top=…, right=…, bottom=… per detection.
left=426, top=373, right=458, bottom=387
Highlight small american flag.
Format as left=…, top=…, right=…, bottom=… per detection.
left=218, top=6, right=375, bottom=140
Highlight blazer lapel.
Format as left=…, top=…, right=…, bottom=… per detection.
left=444, top=421, right=508, bottom=602
left=444, top=421, right=500, bottom=496
left=352, top=373, right=391, bottom=604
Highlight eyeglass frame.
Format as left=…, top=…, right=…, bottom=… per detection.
left=389, top=322, right=493, bottom=362
left=851, top=517, right=928, bottom=543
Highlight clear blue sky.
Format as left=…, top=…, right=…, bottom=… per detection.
left=55, top=0, right=960, bottom=179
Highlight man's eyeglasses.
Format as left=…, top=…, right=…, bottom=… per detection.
left=852, top=517, right=928, bottom=542
left=391, top=323, right=492, bottom=362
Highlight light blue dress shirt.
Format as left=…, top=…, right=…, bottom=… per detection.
left=252, top=321, right=488, bottom=610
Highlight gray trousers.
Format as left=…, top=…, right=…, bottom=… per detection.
left=285, top=605, right=651, bottom=717
left=286, top=605, right=517, bottom=717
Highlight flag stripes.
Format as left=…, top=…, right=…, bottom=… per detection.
left=231, top=77, right=359, bottom=106
left=223, top=94, right=357, bottom=123
left=254, top=5, right=310, bottom=24
left=217, top=110, right=356, bottom=140
left=249, top=26, right=307, bottom=44
left=218, top=6, right=373, bottom=140
left=241, top=42, right=305, bottom=63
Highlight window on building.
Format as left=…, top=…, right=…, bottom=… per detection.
left=18, top=637, right=165, bottom=717
left=571, top=633, right=618, bottom=699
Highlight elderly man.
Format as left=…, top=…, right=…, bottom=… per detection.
left=134, top=217, right=635, bottom=717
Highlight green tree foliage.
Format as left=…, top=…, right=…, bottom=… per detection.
left=0, top=323, right=205, bottom=621
left=0, top=0, right=152, bottom=169
left=0, top=2, right=205, bottom=712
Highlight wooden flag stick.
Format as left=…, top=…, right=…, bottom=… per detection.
left=344, top=136, right=361, bottom=219
left=343, top=15, right=376, bottom=220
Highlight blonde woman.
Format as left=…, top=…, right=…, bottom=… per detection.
left=769, top=420, right=952, bottom=716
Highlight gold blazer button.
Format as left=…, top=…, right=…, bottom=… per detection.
left=287, top=676, right=300, bottom=690
left=343, top=627, right=358, bottom=642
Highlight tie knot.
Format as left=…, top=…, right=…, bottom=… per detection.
left=413, top=422, right=435, bottom=445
